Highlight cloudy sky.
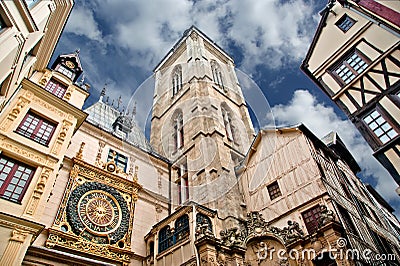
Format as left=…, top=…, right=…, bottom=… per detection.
left=51, top=0, right=399, bottom=215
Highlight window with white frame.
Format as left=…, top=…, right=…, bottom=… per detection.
left=56, top=64, right=74, bottom=79
left=0, top=155, right=35, bottom=202
left=331, top=50, right=369, bottom=86
left=363, top=109, right=398, bottom=144
left=16, top=111, right=56, bottom=146
left=44, top=78, right=67, bottom=98
left=336, top=14, right=355, bottom=32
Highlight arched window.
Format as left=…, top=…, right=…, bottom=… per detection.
left=172, top=65, right=182, bottom=96
left=211, top=60, right=224, bottom=89
left=196, top=213, right=213, bottom=234
left=175, top=215, right=189, bottom=242
left=158, top=226, right=173, bottom=253
left=221, top=105, right=235, bottom=141
left=172, top=111, right=184, bottom=151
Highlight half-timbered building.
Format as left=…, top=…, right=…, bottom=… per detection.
left=301, top=0, right=400, bottom=192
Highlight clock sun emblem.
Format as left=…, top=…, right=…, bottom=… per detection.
left=87, top=198, right=114, bottom=225
left=66, top=182, right=129, bottom=244
left=79, top=192, right=120, bottom=234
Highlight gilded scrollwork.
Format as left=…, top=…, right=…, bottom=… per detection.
left=46, top=232, right=132, bottom=263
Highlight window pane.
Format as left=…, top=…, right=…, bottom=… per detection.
left=364, top=110, right=398, bottom=144
left=333, top=51, right=368, bottom=85
left=44, top=79, right=67, bottom=98
left=0, top=156, right=35, bottom=202
left=16, top=112, right=56, bottom=146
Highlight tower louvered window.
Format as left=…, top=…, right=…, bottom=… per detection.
left=172, top=65, right=182, bottom=96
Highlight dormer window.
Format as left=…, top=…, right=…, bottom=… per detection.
left=55, top=64, right=74, bottom=80
left=51, top=51, right=83, bottom=82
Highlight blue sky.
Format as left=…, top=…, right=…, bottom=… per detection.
left=51, top=0, right=399, bottom=215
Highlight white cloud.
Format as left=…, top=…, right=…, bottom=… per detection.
left=65, top=7, right=103, bottom=42
left=272, top=90, right=399, bottom=207
left=67, top=0, right=318, bottom=71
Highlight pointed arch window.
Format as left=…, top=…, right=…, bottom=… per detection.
left=221, top=106, right=234, bottom=141
left=172, top=65, right=182, bottom=96
left=211, top=60, right=224, bottom=89
left=175, top=215, right=189, bottom=242
left=173, top=111, right=184, bottom=151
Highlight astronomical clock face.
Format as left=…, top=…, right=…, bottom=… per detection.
left=78, top=190, right=121, bottom=235
left=66, top=181, right=129, bottom=244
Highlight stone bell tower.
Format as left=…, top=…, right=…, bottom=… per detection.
left=150, top=26, right=254, bottom=218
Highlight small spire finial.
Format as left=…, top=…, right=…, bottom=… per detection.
left=75, top=49, right=80, bottom=55
left=132, top=101, right=137, bottom=117
left=117, top=95, right=122, bottom=109
left=99, top=84, right=106, bottom=102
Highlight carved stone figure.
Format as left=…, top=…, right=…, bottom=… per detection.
left=246, top=211, right=266, bottom=235
left=220, top=227, right=244, bottom=246
left=269, top=220, right=304, bottom=244
left=318, top=205, right=335, bottom=227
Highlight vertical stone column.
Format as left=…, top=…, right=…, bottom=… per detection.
left=0, top=228, right=31, bottom=266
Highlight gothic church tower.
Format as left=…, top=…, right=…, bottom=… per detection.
left=150, top=26, right=254, bottom=217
